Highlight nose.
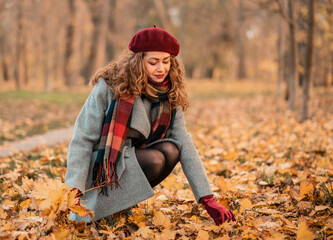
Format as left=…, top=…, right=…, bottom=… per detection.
left=157, top=62, right=164, bottom=72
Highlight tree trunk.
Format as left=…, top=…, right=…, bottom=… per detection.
left=277, top=7, right=285, bottom=97
left=0, top=30, right=9, bottom=82
left=14, top=1, right=25, bottom=90
left=82, top=0, right=109, bottom=84
left=105, top=0, right=117, bottom=63
left=41, top=3, right=52, bottom=92
left=287, top=0, right=298, bottom=110
left=0, top=1, right=9, bottom=83
left=64, top=0, right=77, bottom=87
left=300, top=0, right=315, bottom=122
left=153, top=0, right=172, bottom=32
left=236, top=0, right=246, bottom=80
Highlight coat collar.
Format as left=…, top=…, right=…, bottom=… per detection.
left=130, top=97, right=151, bottom=139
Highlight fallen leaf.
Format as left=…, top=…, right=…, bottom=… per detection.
left=20, top=199, right=32, bottom=208
left=238, top=198, right=253, bottom=213
left=258, top=221, right=280, bottom=230
left=315, top=205, right=329, bottom=211
left=136, top=226, right=154, bottom=238
left=153, top=211, right=171, bottom=227
left=300, top=180, right=314, bottom=199
left=196, top=230, right=209, bottom=240
left=266, top=232, right=286, bottom=240
left=157, top=229, right=176, bottom=240
left=297, top=221, right=315, bottom=240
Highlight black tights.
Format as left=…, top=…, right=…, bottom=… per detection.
left=135, top=142, right=180, bottom=188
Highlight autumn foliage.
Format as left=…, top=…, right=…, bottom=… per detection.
left=0, top=95, right=332, bottom=239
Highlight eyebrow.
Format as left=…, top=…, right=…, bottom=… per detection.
left=148, top=56, right=170, bottom=61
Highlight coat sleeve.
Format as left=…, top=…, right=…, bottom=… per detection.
left=65, top=79, right=111, bottom=192
left=170, top=107, right=213, bottom=202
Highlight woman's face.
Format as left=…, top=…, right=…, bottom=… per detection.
left=143, top=51, right=171, bottom=83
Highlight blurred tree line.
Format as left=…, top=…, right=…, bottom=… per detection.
left=0, top=0, right=331, bottom=95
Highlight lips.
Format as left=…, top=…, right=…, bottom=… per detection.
left=155, top=74, right=165, bottom=79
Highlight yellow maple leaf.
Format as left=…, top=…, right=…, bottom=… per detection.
left=0, top=209, right=8, bottom=219
left=299, top=180, right=314, bottom=199
left=214, top=176, right=229, bottom=192
left=157, top=229, right=176, bottom=240
left=128, top=213, right=145, bottom=225
left=29, top=179, right=94, bottom=220
left=69, top=204, right=95, bottom=219
left=189, top=215, right=202, bottom=223
left=29, top=178, right=67, bottom=212
left=197, top=230, right=210, bottom=240
left=20, top=199, right=32, bottom=208
left=136, top=226, right=154, bottom=238
left=297, top=221, right=315, bottom=240
left=223, top=151, right=238, bottom=160
left=53, top=227, right=72, bottom=239
left=67, top=188, right=94, bottom=219
left=238, top=198, right=253, bottom=213
left=3, top=221, right=15, bottom=231
left=161, top=173, right=184, bottom=191
left=153, top=211, right=171, bottom=227
left=266, top=232, right=286, bottom=240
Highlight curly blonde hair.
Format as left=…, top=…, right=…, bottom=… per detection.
left=90, top=50, right=189, bottom=111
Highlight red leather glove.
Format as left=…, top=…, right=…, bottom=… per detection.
left=200, top=195, right=236, bottom=225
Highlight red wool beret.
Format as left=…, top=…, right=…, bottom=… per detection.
left=128, top=26, right=180, bottom=56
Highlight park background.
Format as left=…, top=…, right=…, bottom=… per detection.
left=0, top=0, right=332, bottom=239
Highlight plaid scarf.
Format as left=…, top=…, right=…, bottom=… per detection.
left=136, top=78, right=174, bottom=148
left=92, top=78, right=174, bottom=195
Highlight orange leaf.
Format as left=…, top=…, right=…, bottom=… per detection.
left=296, top=221, right=315, bottom=240
left=20, top=199, right=32, bottom=208
left=238, top=198, right=252, bottom=213
left=300, top=180, right=314, bottom=199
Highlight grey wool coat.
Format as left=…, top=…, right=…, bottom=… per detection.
left=65, top=79, right=213, bottom=222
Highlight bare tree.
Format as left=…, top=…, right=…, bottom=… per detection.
left=0, top=1, right=9, bottom=83
left=82, top=0, right=109, bottom=84
left=276, top=0, right=287, bottom=97
left=105, top=0, right=117, bottom=61
left=14, top=0, right=27, bottom=90
left=236, top=0, right=246, bottom=80
left=153, top=0, right=172, bottom=32
left=64, top=0, right=77, bottom=87
left=300, top=0, right=315, bottom=122
left=287, top=0, right=298, bottom=110
left=40, top=1, right=52, bottom=92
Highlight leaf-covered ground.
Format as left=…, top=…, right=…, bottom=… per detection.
left=0, top=94, right=333, bottom=239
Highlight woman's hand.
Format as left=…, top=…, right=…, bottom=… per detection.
left=200, top=195, right=236, bottom=225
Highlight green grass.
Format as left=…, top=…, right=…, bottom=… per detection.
left=0, top=90, right=89, bottom=106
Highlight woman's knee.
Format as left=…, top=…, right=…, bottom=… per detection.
left=153, top=142, right=180, bottom=164
left=149, top=150, right=165, bottom=173
left=135, top=149, right=165, bottom=180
